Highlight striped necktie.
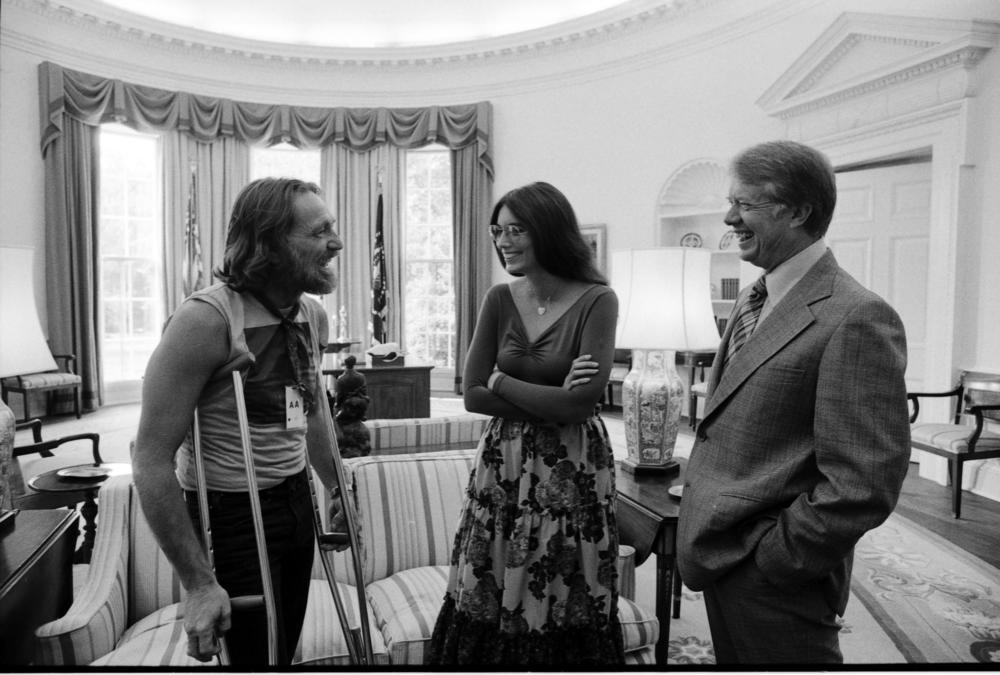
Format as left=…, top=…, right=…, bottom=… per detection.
left=724, top=275, right=768, bottom=366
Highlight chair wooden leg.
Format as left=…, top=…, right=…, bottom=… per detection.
left=74, top=385, right=81, bottom=418
left=952, top=458, right=963, bottom=519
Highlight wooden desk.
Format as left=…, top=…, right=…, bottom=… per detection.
left=323, top=364, right=433, bottom=419
left=0, top=509, right=78, bottom=665
left=615, top=457, right=685, bottom=665
left=27, top=463, right=132, bottom=563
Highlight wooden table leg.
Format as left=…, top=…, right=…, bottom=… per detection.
left=673, top=563, right=682, bottom=618
left=654, top=552, right=673, bottom=664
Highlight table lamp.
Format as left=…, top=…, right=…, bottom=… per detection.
left=0, top=246, right=60, bottom=381
left=611, top=247, right=720, bottom=474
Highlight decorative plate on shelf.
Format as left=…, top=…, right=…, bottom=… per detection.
left=679, top=232, right=703, bottom=248
left=57, top=465, right=112, bottom=480
left=719, top=230, right=736, bottom=250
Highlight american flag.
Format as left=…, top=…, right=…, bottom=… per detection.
left=181, top=164, right=204, bottom=296
left=371, top=192, right=387, bottom=344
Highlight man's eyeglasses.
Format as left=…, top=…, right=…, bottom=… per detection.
left=726, top=197, right=780, bottom=212
left=488, top=223, right=528, bottom=240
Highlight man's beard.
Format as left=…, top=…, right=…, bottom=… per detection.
left=280, top=247, right=337, bottom=296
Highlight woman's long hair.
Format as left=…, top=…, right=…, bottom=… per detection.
left=214, top=177, right=321, bottom=291
left=490, top=181, right=607, bottom=285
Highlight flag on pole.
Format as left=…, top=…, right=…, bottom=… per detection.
left=182, top=163, right=205, bottom=296
left=371, top=192, right=387, bottom=344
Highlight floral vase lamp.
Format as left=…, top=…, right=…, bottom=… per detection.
left=611, top=248, right=720, bottom=474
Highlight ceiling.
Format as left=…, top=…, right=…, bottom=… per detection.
left=91, top=0, right=638, bottom=48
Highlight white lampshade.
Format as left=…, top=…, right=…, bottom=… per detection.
left=0, top=246, right=58, bottom=378
left=612, top=247, right=720, bottom=351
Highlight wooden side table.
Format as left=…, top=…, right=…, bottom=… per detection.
left=0, top=509, right=78, bottom=665
left=27, top=462, right=131, bottom=563
left=615, top=457, right=686, bottom=665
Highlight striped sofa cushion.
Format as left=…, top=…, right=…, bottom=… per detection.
left=90, top=604, right=204, bottom=667
left=366, top=565, right=449, bottom=664
left=366, top=415, right=488, bottom=455
left=365, top=564, right=658, bottom=664
left=349, top=450, right=476, bottom=584
left=295, top=578, right=391, bottom=665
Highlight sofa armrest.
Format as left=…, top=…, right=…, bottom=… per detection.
left=33, top=475, right=133, bottom=665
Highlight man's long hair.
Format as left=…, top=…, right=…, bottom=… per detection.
left=215, top=177, right=321, bottom=291
left=490, top=181, right=607, bottom=285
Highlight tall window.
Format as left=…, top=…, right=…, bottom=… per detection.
left=404, top=146, right=454, bottom=369
left=98, top=125, right=162, bottom=401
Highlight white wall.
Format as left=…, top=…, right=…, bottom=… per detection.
left=2, top=0, right=999, bottom=373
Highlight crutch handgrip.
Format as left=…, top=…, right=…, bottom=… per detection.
left=229, top=595, right=266, bottom=613
left=317, top=532, right=349, bottom=548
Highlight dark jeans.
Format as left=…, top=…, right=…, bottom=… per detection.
left=184, top=469, right=314, bottom=667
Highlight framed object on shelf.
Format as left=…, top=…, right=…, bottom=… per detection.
left=581, top=224, right=607, bottom=273
left=679, top=232, right=703, bottom=248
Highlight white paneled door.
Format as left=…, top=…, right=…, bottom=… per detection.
left=829, top=162, right=932, bottom=392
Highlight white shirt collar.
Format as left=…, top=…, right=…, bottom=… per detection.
left=758, top=238, right=827, bottom=325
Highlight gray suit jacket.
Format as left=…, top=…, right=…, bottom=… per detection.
left=676, top=251, right=910, bottom=615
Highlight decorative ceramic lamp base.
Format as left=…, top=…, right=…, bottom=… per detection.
left=621, top=349, right=684, bottom=475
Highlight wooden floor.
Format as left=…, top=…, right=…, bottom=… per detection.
left=894, top=461, right=1000, bottom=568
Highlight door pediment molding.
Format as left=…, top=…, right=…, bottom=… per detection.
left=758, top=13, right=1000, bottom=123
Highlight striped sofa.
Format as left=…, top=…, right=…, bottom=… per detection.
left=33, top=447, right=657, bottom=665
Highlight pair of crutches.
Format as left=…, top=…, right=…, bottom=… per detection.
left=190, top=371, right=374, bottom=666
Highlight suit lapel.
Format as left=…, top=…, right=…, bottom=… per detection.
left=702, top=251, right=838, bottom=422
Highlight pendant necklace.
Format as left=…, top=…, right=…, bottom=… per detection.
left=537, top=295, right=552, bottom=316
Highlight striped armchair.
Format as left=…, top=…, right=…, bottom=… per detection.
left=34, top=446, right=657, bottom=665
left=31, top=473, right=387, bottom=667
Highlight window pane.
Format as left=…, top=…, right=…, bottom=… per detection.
left=99, top=124, right=162, bottom=384
left=403, top=144, right=456, bottom=372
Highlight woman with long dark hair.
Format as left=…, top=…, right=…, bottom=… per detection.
left=426, top=182, right=624, bottom=666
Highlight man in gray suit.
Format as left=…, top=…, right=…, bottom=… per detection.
left=676, top=140, right=911, bottom=664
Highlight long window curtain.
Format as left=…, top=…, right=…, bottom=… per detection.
left=322, top=145, right=403, bottom=349
left=163, top=132, right=249, bottom=312
left=451, top=144, right=495, bottom=393
left=38, top=61, right=493, bottom=397
left=41, top=116, right=102, bottom=412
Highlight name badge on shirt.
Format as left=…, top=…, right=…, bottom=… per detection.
left=285, top=386, right=306, bottom=429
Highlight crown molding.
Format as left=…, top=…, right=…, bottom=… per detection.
left=11, top=0, right=722, bottom=68
left=3, top=0, right=822, bottom=105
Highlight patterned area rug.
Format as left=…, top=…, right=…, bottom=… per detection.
left=658, top=511, right=1000, bottom=665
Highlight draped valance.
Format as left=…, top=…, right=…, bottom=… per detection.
left=38, top=61, right=493, bottom=174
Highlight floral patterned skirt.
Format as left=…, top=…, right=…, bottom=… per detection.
left=425, top=415, right=625, bottom=666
